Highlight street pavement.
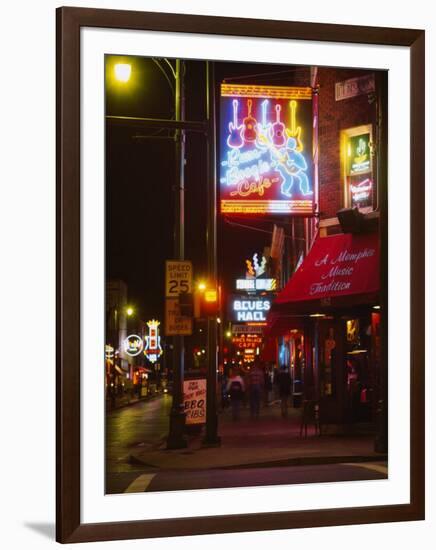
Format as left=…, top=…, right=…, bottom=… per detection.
left=106, top=394, right=387, bottom=494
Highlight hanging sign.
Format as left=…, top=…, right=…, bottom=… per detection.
left=235, top=252, right=277, bottom=292
left=123, top=334, right=143, bottom=357
left=144, top=320, right=163, bottom=364
left=220, top=84, right=314, bottom=215
left=228, top=295, right=272, bottom=323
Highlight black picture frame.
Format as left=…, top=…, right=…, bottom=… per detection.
left=56, top=6, right=425, bottom=543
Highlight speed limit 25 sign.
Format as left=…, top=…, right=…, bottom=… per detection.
left=165, top=260, right=193, bottom=297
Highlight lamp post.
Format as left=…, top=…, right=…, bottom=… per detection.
left=203, top=61, right=221, bottom=446
left=167, top=59, right=188, bottom=449
left=106, top=57, right=219, bottom=449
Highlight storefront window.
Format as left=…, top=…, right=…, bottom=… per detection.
left=341, top=124, right=375, bottom=211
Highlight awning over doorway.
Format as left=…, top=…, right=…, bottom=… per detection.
left=274, top=231, right=379, bottom=313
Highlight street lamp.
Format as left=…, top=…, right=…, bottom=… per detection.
left=114, top=63, right=132, bottom=83
left=126, top=306, right=134, bottom=317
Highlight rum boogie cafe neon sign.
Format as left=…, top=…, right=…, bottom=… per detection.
left=229, top=295, right=272, bottom=322
left=219, top=84, right=314, bottom=215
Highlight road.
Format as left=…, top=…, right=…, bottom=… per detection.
left=106, top=395, right=387, bottom=494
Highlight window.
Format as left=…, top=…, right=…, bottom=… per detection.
left=341, top=124, right=375, bottom=211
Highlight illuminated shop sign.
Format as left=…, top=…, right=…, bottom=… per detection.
left=229, top=295, right=272, bottom=322
left=348, top=133, right=371, bottom=175
left=220, top=84, right=314, bottom=215
left=236, top=278, right=277, bottom=291
left=144, top=319, right=163, bottom=364
left=123, top=334, right=143, bottom=357
left=232, top=333, right=263, bottom=349
left=350, top=177, right=373, bottom=207
left=235, top=252, right=277, bottom=292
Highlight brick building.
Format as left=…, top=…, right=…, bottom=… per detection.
left=265, top=66, right=386, bottom=446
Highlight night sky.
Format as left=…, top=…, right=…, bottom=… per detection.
left=105, top=56, right=311, bottom=323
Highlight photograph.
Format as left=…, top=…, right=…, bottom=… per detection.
left=104, top=55, right=388, bottom=495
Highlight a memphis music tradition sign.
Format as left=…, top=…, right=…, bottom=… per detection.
left=220, top=84, right=313, bottom=215
left=228, top=295, right=272, bottom=322
left=275, top=233, right=379, bottom=305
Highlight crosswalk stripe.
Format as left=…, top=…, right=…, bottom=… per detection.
left=342, top=462, right=388, bottom=475
left=124, top=473, right=156, bottom=493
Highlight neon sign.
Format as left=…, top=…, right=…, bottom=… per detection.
left=144, top=319, right=163, bottom=364
left=123, top=334, right=143, bottom=357
left=235, top=252, right=277, bottom=292
left=350, top=177, right=373, bottom=206
left=348, top=133, right=371, bottom=175
left=220, top=84, right=313, bottom=215
left=229, top=295, right=272, bottom=322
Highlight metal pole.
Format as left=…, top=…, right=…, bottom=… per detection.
left=167, top=59, right=187, bottom=449
left=374, top=71, right=388, bottom=454
left=203, top=60, right=220, bottom=446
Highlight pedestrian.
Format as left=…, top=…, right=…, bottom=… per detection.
left=226, top=368, right=245, bottom=421
left=248, top=360, right=264, bottom=419
left=277, top=367, right=292, bottom=417
left=264, top=366, right=273, bottom=406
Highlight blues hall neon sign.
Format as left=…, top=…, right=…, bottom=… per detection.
left=220, top=84, right=314, bottom=215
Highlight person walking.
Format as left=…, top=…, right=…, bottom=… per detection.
left=248, top=360, right=264, bottom=419
left=226, top=369, right=245, bottom=421
left=277, top=367, right=292, bottom=418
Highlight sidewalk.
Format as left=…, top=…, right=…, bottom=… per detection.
left=129, top=401, right=387, bottom=470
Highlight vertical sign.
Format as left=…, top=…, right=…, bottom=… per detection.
left=165, top=260, right=193, bottom=335
left=165, top=260, right=193, bottom=297
left=220, top=84, right=314, bottom=215
left=183, top=379, right=207, bottom=425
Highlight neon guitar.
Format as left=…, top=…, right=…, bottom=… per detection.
left=227, top=99, right=243, bottom=149
left=270, top=104, right=286, bottom=147
left=241, top=99, right=257, bottom=143
left=285, top=100, right=303, bottom=151
left=256, top=99, right=271, bottom=145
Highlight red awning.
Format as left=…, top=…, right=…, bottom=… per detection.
left=274, top=232, right=379, bottom=312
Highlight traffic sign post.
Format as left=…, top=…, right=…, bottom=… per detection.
left=165, top=260, right=193, bottom=297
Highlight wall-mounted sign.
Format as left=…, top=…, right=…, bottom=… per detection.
left=348, top=133, right=371, bottom=175
left=123, top=334, right=143, bottom=357
left=228, top=295, right=272, bottom=323
left=183, top=379, right=206, bottom=425
left=220, top=84, right=313, bottom=215
left=232, top=333, right=263, bottom=349
left=232, top=324, right=264, bottom=335
left=335, top=74, right=375, bottom=101
left=165, top=260, right=193, bottom=297
left=144, top=319, right=163, bottom=364
left=165, top=298, right=193, bottom=335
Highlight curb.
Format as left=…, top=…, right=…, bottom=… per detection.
left=128, top=452, right=387, bottom=471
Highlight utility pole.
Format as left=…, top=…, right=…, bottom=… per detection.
left=203, top=61, right=221, bottom=446
left=375, top=70, right=388, bottom=454
left=167, top=59, right=188, bottom=449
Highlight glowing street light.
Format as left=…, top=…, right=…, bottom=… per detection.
left=197, top=281, right=207, bottom=291
left=126, top=306, right=134, bottom=317
left=114, top=63, right=132, bottom=83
